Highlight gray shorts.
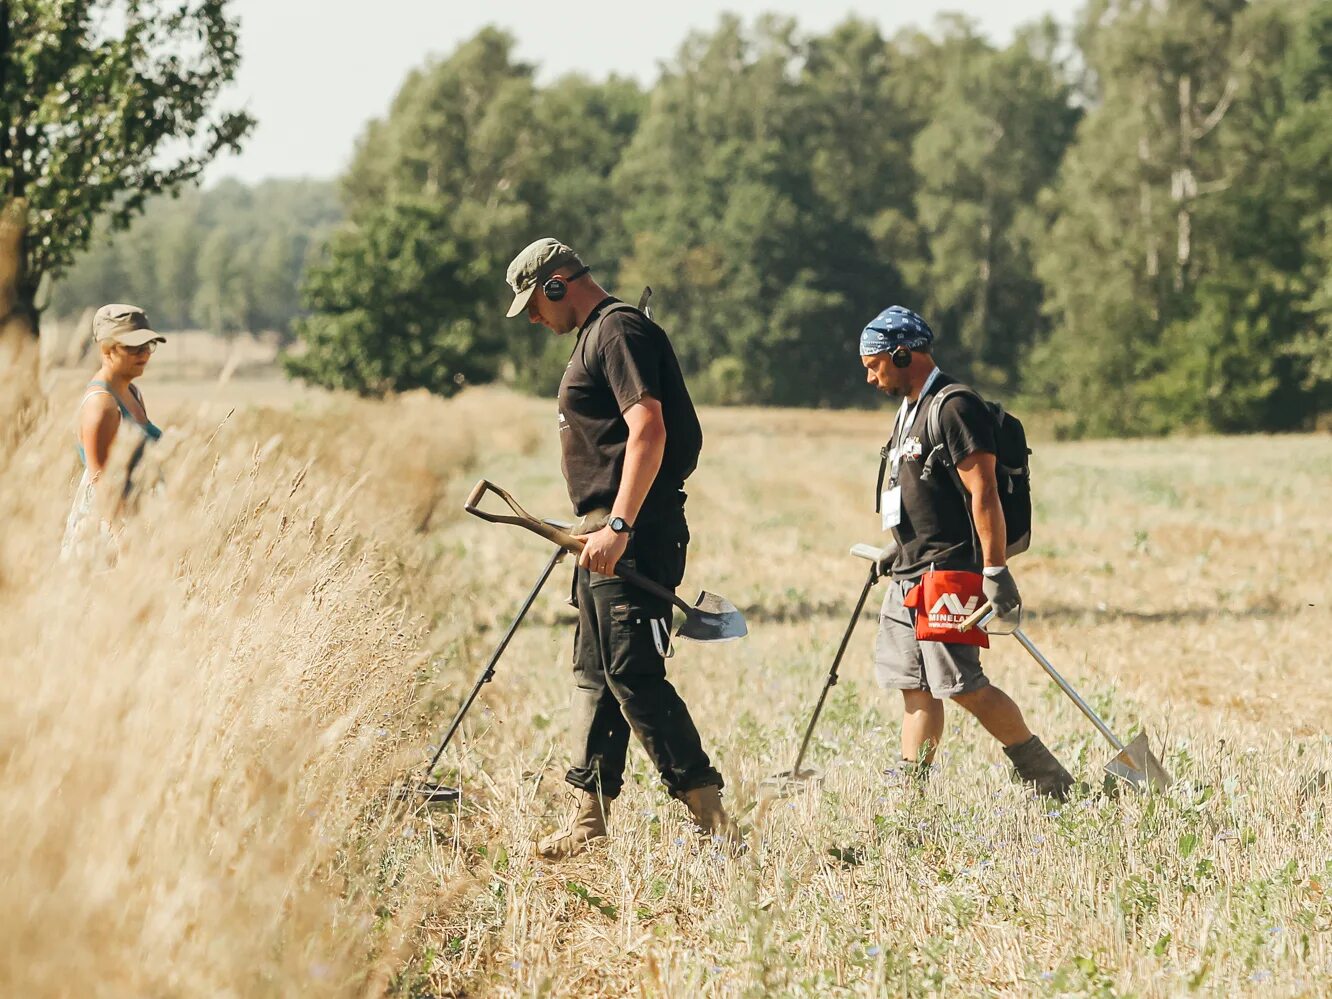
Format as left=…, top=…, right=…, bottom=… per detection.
left=873, top=578, right=990, bottom=698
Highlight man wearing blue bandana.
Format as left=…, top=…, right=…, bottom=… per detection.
left=860, top=306, right=1074, bottom=799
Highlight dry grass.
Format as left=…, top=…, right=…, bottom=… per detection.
left=3, top=383, right=1330, bottom=997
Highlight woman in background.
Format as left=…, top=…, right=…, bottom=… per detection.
left=61, top=304, right=165, bottom=557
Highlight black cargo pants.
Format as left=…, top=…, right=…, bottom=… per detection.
left=564, top=527, right=723, bottom=800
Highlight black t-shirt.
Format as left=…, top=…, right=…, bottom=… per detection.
left=888, top=372, right=997, bottom=579
left=557, top=299, right=702, bottom=529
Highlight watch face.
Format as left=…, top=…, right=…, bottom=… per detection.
left=610, top=517, right=629, bottom=533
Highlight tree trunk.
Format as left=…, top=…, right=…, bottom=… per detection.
left=1174, top=73, right=1194, bottom=293
left=1, top=200, right=41, bottom=445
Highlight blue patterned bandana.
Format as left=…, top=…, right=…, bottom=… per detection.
left=859, top=306, right=934, bottom=356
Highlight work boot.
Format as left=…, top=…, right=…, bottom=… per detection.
left=535, top=791, right=609, bottom=861
left=1004, top=735, right=1075, bottom=801
left=680, top=785, right=744, bottom=852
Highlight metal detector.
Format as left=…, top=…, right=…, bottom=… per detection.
left=403, top=523, right=571, bottom=804
left=961, top=602, right=1174, bottom=792
left=760, top=542, right=895, bottom=797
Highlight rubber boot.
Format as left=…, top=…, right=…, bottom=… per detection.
left=535, top=791, right=609, bottom=861
left=1004, top=735, right=1075, bottom=801
left=680, top=785, right=744, bottom=852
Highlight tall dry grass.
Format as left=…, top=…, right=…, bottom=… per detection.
left=0, top=385, right=538, bottom=995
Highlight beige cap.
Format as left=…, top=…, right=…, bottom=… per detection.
left=505, top=237, right=583, bottom=318
left=93, top=304, right=164, bottom=347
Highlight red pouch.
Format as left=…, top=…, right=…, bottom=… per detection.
left=902, top=570, right=989, bottom=648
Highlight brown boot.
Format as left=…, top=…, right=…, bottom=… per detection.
left=680, top=785, right=744, bottom=852
left=535, top=791, right=609, bottom=861
left=1004, top=735, right=1075, bottom=801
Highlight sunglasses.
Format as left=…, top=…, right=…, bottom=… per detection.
left=119, top=341, right=159, bottom=356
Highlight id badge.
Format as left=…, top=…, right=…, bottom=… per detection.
left=881, top=486, right=902, bottom=531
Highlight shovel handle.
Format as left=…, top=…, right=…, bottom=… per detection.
left=957, top=598, right=1130, bottom=754
left=464, top=479, right=693, bottom=616
left=960, top=601, right=994, bottom=633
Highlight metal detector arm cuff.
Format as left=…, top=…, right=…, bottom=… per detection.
left=849, top=541, right=897, bottom=581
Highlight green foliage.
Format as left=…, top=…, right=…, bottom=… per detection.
left=290, top=28, right=644, bottom=396
left=50, top=179, right=341, bottom=339
left=1033, top=0, right=1332, bottom=435
left=37, top=5, right=1332, bottom=432
left=0, top=0, right=253, bottom=330
left=285, top=197, right=500, bottom=397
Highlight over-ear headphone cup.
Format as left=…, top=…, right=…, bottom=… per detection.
left=891, top=347, right=912, bottom=369
left=543, top=277, right=567, bottom=302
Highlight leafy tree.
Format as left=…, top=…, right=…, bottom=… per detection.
left=292, top=28, right=644, bottom=396
left=50, top=179, right=341, bottom=336
left=906, top=18, right=1079, bottom=388
left=0, top=0, right=252, bottom=336
left=285, top=198, right=500, bottom=396
left=615, top=15, right=912, bottom=406
left=1034, top=0, right=1331, bottom=435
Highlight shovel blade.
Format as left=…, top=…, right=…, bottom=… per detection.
left=675, top=590, right=748, bottom=642
left=1104, top=731, right=1174, bottom=793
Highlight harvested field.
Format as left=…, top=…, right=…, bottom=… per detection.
left=3, top=384, right=1329, bottom=996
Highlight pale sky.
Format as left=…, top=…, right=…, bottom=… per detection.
left=207, top=0, right=1075, bottom=184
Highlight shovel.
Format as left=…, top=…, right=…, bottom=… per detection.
left=464, top=479, right=747, bottom=643
left=760, top=542, right=894, bottom=798
left=961, top=602, right=1174, bottom=793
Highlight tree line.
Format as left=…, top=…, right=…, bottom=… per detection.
left=50, top=179, right=341, bottom=340
left=47, top=1, right=1332, bottom=435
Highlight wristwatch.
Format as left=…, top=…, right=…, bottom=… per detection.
left=608, top=516, right=634, bottom=536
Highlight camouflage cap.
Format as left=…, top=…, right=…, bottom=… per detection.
left=505, top=237, right=583, bottom=318
left=93, top=304, right=165, bottom=347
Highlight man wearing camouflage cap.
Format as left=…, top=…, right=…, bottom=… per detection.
left=860, top=305, right=1074, bottom=799
left=505, top=237, right=740, bottom=858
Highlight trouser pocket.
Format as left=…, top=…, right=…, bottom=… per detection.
left=606, top=598, right=671, bottom=679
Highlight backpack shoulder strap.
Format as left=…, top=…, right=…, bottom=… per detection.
left=924, top=383, right=983, bottom=471
left=578, top=300, right=641, bottom=365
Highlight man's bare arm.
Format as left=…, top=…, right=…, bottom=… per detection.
left=955, top=451, right=1006, bottom=568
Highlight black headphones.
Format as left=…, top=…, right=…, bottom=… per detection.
left=890, top=345, right=913, bottom=369
left=542, top=265, right=590, bottom=302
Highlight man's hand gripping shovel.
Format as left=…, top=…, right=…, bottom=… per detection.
left=464, top=480, right=748, bottom=643
left=958, top=600, right=1174, bottom=793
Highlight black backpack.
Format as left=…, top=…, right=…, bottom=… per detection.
left=920, top=384, right=1032, bottom=558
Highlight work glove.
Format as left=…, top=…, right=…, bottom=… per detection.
left=982, top=566, right=1021, bottom=631
left=874, top=548, right=895, bottom=581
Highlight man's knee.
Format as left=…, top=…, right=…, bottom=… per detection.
left=902, top=689, right=941, bottom=711
left=952, top=684, right=999, bottom=712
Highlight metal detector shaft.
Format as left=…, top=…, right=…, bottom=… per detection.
left=787, top=565, right=878, bottom=777
left=419, top=544, right=567, bottom=781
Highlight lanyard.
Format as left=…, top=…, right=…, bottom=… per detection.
left=891, top=366, right=942, bottom=461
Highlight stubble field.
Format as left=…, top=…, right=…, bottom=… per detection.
left=2, top=379, right=1329, bottom=997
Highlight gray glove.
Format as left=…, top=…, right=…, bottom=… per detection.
left=982, top=567, right=1022, bottom=626
left=874, top=549, right=895, bottom=581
